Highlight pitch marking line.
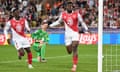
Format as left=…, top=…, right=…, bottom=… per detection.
left=0, top=55, right=97, bottom=64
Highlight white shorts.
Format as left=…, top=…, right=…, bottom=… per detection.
left=13, top=37, right=30, bottom=50
left=65, top=32, right=79, bottom=46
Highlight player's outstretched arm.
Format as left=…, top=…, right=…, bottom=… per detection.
left=25, top=19, right=31, bottom=33
left=78, top=13, right=88, bottom=31
left=78, top=13, right=92, bottom=33
left=49, top=14, right=62, bottom=27
left=4, top=21, right=11, bottom=44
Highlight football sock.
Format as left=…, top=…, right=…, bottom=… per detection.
left=28, top=52, right=32, bottom=64
left=73, top=55, right=78, bottom=65
left=41, top=44, right=46, bottom=59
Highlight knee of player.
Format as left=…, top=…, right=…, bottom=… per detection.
left=19, top=51, right=25, bottom=56
left=72, top=44, right=78, bottom=48
left=22, top=53, right=25, bottom=56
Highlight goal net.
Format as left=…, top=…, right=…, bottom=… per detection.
left=101, top=0, right=120, bottom=72
left=103, top=36, right=120, bottom=72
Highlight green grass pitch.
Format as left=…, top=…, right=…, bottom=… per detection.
left=0, top=45, right=98, bottom=72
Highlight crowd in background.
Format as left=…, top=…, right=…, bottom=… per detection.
left=104, top=0, right=120, bottom=29
left=0, top=0, right=103, bottom=29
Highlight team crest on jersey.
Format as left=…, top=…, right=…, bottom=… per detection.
left=63, top=15, right=67, bottom=19
left=73, top=14, right=76, bottom=18
left=12, top=22, right=15, bottom=26
left=21, top=21, right=24, bottom=24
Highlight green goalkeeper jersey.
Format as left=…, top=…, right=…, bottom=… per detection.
left=31, top=29, right=49, bottom=42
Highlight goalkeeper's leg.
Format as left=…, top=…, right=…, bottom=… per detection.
left=40, top=43, right=47, bottom=62
left=32, top=52, right=41, bottom=62
left=32, top=43, right=41, bottom=62
left=32, top=43, right=41, bottom=52
left=32, top=43, right=47, bottom=62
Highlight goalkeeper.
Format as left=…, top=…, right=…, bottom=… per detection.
left=31, top=21, right=49, bottom=62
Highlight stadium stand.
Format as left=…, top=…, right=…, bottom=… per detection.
left=0, top=0, right=98, bottom=29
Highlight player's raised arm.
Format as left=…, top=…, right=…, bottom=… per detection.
left=49, top=14, right=62, bottom=27
left=78, top=13, right=89, bottom=32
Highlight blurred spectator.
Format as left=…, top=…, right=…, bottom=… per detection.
left=116, top=18, right=120, bottom=28
left=87, top=0, right=95, bottom=9
left=30, top=7, right=37, bottom=28
left=36, top=14, right=42, bottom=27
left=103, top=0, right=120, bottom=29
left=45, top=2, right=51, bottom=16
left=22, top=0, right=28, bottom=7
left=0, top=6, right=5, bottom=29
left=51, top=4, right=58, bottom=16
left=36, top=1, right=43, bottom=16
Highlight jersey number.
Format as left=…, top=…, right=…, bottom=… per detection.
left=67, top=17, right=73, bottom=26
left=16, top=24, right=22, bottom=32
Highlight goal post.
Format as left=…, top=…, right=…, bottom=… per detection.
left=98, top=0, right=103, bottom=72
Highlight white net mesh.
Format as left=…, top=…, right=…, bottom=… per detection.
left=103, top=39, right=120, bottom=72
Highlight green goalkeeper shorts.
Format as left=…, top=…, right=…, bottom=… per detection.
left=32, top=42, right=41, bottom=52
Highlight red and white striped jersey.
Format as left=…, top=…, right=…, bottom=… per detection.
left=50, top=11, right=88, bottom=34
left=4, top=18, right=30, bottom=40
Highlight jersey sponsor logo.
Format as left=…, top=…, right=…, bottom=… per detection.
left=67, top=17, right=73, bottom=26
left=16, top=24, right=22, bottom=32
left=79, top=34, right=98, bottom=44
